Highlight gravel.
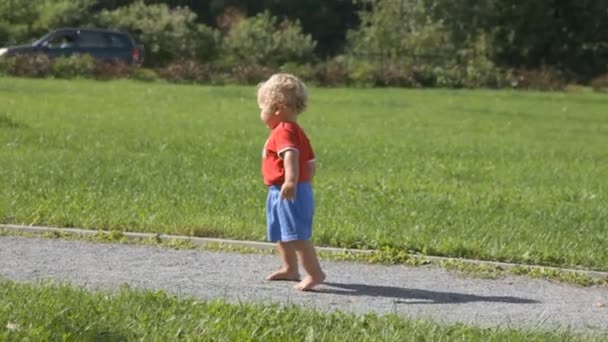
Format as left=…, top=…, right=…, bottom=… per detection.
left=1, top=236, right=607, bottom=333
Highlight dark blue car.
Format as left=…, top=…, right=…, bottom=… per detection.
left=0, top=28, right=143, bottom=65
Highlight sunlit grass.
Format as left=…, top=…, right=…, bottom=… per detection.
left=1, top=77, right=607, bottom=270
left=0, top=279, right=599, bottom=341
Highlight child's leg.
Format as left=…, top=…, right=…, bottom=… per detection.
left=292, top=240, right=325, bottom=291
left=266, top=241, right=300, bottom=281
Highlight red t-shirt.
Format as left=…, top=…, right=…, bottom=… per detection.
left=262, top=122, right=315, bottom=186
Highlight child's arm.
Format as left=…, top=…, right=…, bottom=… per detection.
left=308, top=160, right=316, bottom=181
left=281, top=150, right=299, bottom=200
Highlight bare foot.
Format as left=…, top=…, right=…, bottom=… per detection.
left=294, top=272, right=326, bottom=291
left=266, top=269, right=300, bottom=281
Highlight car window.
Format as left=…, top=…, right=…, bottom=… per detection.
left=107, top=33, right=130, bottom=48
left=46, top=33, right=77, bottom=49
left=77, top=31, right=109, bottom=48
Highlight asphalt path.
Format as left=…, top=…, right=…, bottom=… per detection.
left=1, top=236, right=607, bottom=333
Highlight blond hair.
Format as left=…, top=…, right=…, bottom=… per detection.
left=257, top=73, right=308, bottom=114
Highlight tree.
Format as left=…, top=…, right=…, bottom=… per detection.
left=205, top=0, right=359, bottom=56
left=492, top=0, right=608, bottom=79
left=0, top=0, right=96, bottom=46
left=96, top=1, right=220, bottom=66
left=347, top=0, right=453, bottom=61
left=221, top=11, right=316, bottom=67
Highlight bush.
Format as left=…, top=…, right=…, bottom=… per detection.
left=590, top=74, right=608, bottom=93
left=96, top=2, right=220, bottom=67
left=0, top=1, right=95, bottom=48
left=231, top=64, right=275, bottom=85
left=7, top=54, right=52, bottom=77
left=411, top=64, right=437, bottom=88
left=222, top=11, right=316, bottom=68
left=374, top=62, right=417, bottom=87
left=0, top=56, right=15, bottom=75
left=279, top=63, right=315, bottom=84
left=432, top=64, right=465, bottom=88
left=348, top=60, right=376, bottom=87
left=458, top=35, right=507, bottom=89
left=94, top=60, right=133, bottom=80
left=464, top=62, right=507, bottom=89
left=314, top=57, right=350, bottom=87
left=132, top=68, right=158, bottom=82
left=507, top=67, right=566, bottom=91
left=158, top=60, right=214, bottom=84
left=51, top=55, right=96, bottom=79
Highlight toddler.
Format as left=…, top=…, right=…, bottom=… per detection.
left=257, top=73, right=325, bottom=291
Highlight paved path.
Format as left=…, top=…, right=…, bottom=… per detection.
left=1, top=236, right=607, bottom=333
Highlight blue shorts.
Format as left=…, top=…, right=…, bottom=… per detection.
left=266, top=182, right=314, bottom=242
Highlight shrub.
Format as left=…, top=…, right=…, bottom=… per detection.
left=458, top=34, right=507, bottom=89
left=94, top=60, right=133, bottom=80
left=0, top=56, right=15, bottom=75
left=51, top=54, right=96, bottom=79
left=0, top=1, right=95, bottom=48
left=590, top=74, right=608, bottom=93
left=314, top=57, right=350, bottom=87
left=411, top=64, right=437, bottom=87
left=432, top=64, right=465, bottom=88
left=96, top=2, right=220, bottom=67
left=231, top=64, right=275, bottom=85
left=347, top=0, right=453, bottom=64
left=208, top=72, right=231, bottom=86
left=374, top=62, right=417, bottom=87
left=464, top=62, right=507, bottom=89
left=221, top=11, right=316, bottom=69
left=8, top=54, right=52, bottom=77
left=507, top=67, right=566, bottom=91
left=348, top=60, right=376, bottom=87
left=279, top=63, right=315, bottom=84
left=132, top=68, right=158, bottom=82
left=158, top=60, right=214, bottom=84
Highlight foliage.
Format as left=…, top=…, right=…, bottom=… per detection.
left=590, top=74, right=608, bottom=93
left=96, top=1, right=220, bottom=67
left=158, top=59, right=214, bottom=83
left=347, top=59, right=376, bottom=87
left=491, top=0, right=608, bottom=81
left=0, top=0, right=607, bottom=83
left=0, top=55, right=15, bottom=75
left=348, top=0, right=454, bottom=60
left=313, top=56, right=351, bottom=86
left=131, top=67, right=159, bottom=82
left=279, top=62, right=316, bottom=84
left=94, top=60, right=133, bottom=79
left=506, top=67, right=567, bottom=91
left=51, top=54, right=96, bottom=79
left=372, top=61, right=417, bottom=87
left=221, top=11, right=316, bottom=68
left=214, top=0, right=360, bottom=57
left=231, top=64, right=276, bottom=85
left=3, top=54, right=52, bottom=77
left=0, top=0, right=96, bottom=46
left=346, top=0, right=504, bottom=88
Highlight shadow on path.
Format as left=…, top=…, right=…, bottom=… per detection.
left=319, top=282, right=540, bottom=305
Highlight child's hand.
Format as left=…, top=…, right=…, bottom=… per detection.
left=281, top=150, right=299, bottom=200
left=280, top=181, right=297, bottom=200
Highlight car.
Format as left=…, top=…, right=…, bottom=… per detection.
left=0, top=28, right=143, bottom=65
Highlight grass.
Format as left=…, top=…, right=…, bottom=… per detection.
left=0, top=77, right=607, bottom=270
left=0, top=278, right=602, bottom=341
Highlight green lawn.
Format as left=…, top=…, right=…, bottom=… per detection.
left=0, top=279, right=598, bottom=341
left=0, top=77, right=606, bottom=270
